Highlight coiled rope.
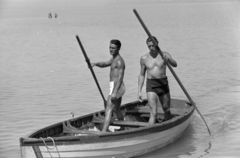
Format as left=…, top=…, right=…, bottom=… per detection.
left=40, top=137, right=61, bottom=158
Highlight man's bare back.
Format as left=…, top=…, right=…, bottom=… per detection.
left=110, top=55, right=125, bottom=82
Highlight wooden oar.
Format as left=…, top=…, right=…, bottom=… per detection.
left=76, top=35, right=107, bottom=109
left=133, top=9, right=211, bottom=136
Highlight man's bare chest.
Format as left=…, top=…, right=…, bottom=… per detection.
left=144, top=56, right=164, bottom=69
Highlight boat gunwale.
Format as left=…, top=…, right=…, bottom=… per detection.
left=20, top=99, right=194, bottom=146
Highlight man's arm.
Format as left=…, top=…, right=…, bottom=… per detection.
left=111, top=60, right=125, bottom=100
left=163, top=52, right=177, bottom=67
left=91, top=58, right=112, bottom=68
left=138, top=56, right=146, bottom=101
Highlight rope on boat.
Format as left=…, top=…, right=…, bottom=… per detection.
left=40, top=137, right=61, bottom=158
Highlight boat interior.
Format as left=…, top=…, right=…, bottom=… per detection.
left=26, top=99, right=192, bottom=139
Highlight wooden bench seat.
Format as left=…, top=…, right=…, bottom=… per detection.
left=91, top=119, right=148, bottom=127
left=140, top=113, right=164, bottom=119
left=90, top=107, right=188, bottom=128
left=126, top=106, right=185, bottom=116
left=111, top=120, right=148, bottom=127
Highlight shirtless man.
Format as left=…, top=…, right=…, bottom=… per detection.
left=91, top=39, right=125, bottom=132
left=138, top=36, right=177, bottom=125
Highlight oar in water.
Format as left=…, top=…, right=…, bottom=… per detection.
left=76, top=35, right=107, bottom=109
left=133, top=9, right=211, bottom=136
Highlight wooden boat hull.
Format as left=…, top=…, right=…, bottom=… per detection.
left=20, top=99, right=194, bottom=158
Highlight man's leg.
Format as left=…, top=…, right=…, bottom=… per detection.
left=102, top=96, right=114, bottom=132
left=147, top=92, right=158, bottom=125
left=160, top=93, right=172, bottom=120
left=114, top=97, right=124, bottom=121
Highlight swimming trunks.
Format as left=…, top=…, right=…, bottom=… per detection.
left=146, top=77, right=169, bottom=97
left=109, top=81, right=125, bottom=98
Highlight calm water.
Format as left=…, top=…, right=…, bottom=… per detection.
left=1, top=0, right=240, bottom=158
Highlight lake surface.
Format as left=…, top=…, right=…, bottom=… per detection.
left=0, top=0, right=240, bottom=157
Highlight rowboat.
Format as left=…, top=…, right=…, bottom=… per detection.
left=19, top=98, right=194, bottom=158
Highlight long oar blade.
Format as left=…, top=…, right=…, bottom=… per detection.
left=133, top=9, right=211, bottom=136
left=76, top=35, right=107, bottom=109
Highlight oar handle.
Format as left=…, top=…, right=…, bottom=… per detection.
left=76, top=35, right=107, bottom=109
left=133, top=9, right=211, bottom=135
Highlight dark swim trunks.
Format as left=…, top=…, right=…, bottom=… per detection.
left=146, top=77, right=170, bottom=97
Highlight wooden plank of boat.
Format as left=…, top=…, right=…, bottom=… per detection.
left=126, top=106, right=188, bottom=115
left=19, top=99, right=194, bottom=158
left=112, top=120, right=148, bottom=127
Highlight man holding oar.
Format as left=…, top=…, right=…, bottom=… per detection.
left=91, top=39, right=126, bottom=132
left=133, top=9, right=211, bottom=135
left=138, top=36, right=177, bottom=125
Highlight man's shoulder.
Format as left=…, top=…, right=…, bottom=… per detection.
left=141, top=53, right=149, bottom=59
left=118, top=55, right=125, bottom=62
left=140, top=53, right=149, bottom=65
left=115, top=55, right=125, bottom=66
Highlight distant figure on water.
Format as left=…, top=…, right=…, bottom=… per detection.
left=48, top=13, right=52, bottom=18
left=91, top=39, right=126, bottom=132
left=138, top=36, right=177, bottom=125
left=71, top=112, right=74, bottom=118
left=55, top=13, right=58, bottom=18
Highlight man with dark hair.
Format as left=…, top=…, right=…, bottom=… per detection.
left=91, top=39, right=125, bottom=132
left=138, top=36, right=177, bottom=125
